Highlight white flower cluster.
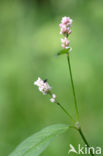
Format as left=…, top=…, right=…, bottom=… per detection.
left=59, top=16, right=72, bottom=49
left=34, top=77, right=51, bottom=95
left=34, top=77, right=57, bottom=103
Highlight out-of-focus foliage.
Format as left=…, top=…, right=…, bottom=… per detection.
left=0, top=0, right=103, bottom=156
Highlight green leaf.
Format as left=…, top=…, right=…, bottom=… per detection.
left=9, top=124, right=69, bottom=156
left=57, top=48, right=70, bottom=56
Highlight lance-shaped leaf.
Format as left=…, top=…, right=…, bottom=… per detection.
left=9, top=124, right=69, bottom=156
left=57, top=48, right=70, bottom=56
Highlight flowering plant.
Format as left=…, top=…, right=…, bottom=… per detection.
left=9, top=17, right=95, bottom=156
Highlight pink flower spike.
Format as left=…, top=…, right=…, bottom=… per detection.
left=59, top=17, right=72, bottom=36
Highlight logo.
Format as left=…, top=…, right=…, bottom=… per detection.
left=68, top=144, right=102, bottom=155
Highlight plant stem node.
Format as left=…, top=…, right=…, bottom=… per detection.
left=75, top=122, right=80, bottom=129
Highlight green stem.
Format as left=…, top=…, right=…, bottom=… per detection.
left=56, top=101, right=75, bottom=123
left=67, top=53, right=79, bottom=121
left=78, top=128, right=94, bottom=156
left=48, top=91, right=75, bottom=123
left=66, top=54, right=94, bottom=156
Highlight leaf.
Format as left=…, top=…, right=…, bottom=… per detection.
left=9, top=124, right=69, bottom=156
left=57, top=48, right=70, bottom=56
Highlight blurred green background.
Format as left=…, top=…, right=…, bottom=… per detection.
left=0, top=0, right=103, bottom=155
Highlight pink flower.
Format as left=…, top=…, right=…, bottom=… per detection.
left=59, top=25, right=67, bottom=34
left=61, top=37, right=70, bottom=49
left=68, top=30, right=72, bottom=35
left=59, top=16, right=72, bottom=36
left=52, top=94, right=56, bottom=99
left=61, top=16, right=72, bottom=25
